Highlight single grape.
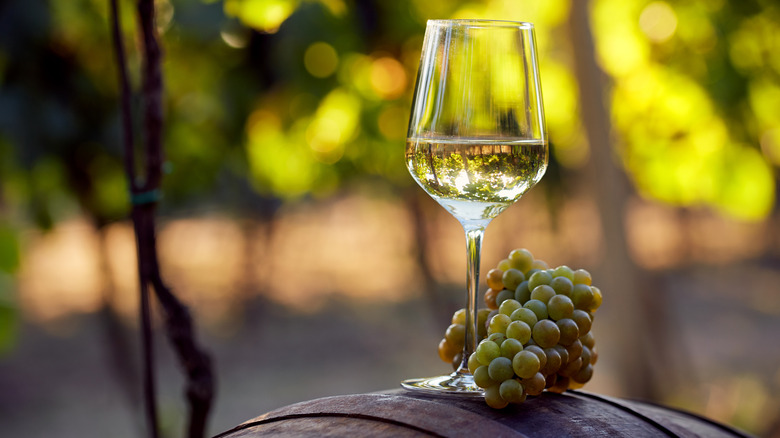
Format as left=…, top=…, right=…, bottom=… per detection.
left=548, top=294, right=574, bottom=321
left=522, top=372, right=546, bottom=396
left=484, top=384, right=509, bottom=409
left=572, top=309, right=593, bottom=335
left=502, top=269, right=525, bottom=291
left=532, top=319, right=561, bottom=348
left=496, top=289, right=515, bottom=307
left=523, top=345, right=547, bottom=371
left=525, top=268, right=540, bottom=281
left=488, top=313, right=511, bottom=335
left=499, top=299, right=522, bottom=316
left=580, top=346, right=592, bottom=367
left=523, top=299, right=548, bottom=321
left=550, top=276, right=574, bottom=297
left=580, top=331, right=595, bottom=349
left=506, top=320, right=532, bottom=344
left=556, top=318, right=580, bottom=346
left=552, top=265, right=574, bottom=281
left=541, top=347, right=562, bottom=375
left=512, top=350, right=540, bottom=379
left=484, top=288, right=499, bottom=310
left=514, top=281, right=531, bottom=303
left=530, top=285, right=556, bottom=304
left=590, top=346, right=599, bottom=365
left=528, top=270, right=553, bottom=291
left=499, top=378, right=526, bottom=404
left=438, top=338, right=458, bottom=362
left=510, top=307, right=538, bottom=327
left=573, top=364, right=594, bottom=384
left=530, top=259, right=549, bottom=270
left=508, top=248, right=534, bottom=273
left=566, top=339, right=583, bottom=363
left=488, top=357, right=515, bottom=382
left=497, top=258, right=512, bottom=272
left=486, top=268, right=505, bottom=291
left=476, top=340, right=500, bottom=365
left=573, top=268, right=592, bottom=285
left=572, top=284, right=594, bottom=310
left=445, top=323, right=466, bottom=346
left=451, top=351, right=463, bottom=371
left=500, top=338, right=523, bottom=359
left=474, top=365, right=497, bottom=389
left=468, top=352, right=482, bottom=374
left=477, top=308, right=491, bottom=339
left=545, top=373, right=558, bottom=389
left=451, top=308, right=466, bottom=325
left=590, top=286, right=602, bottom=312
left=488, top=332, right=507, bottom=346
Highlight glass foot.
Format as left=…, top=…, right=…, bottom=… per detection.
left=401, top=371, right=484, bottom=397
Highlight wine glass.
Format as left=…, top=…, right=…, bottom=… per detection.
left=402, top=19, right=548, bottom=395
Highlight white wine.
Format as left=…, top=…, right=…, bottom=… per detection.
left=406, top=137, right=548, bottom=222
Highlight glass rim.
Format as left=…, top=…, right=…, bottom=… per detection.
left=426, top=19, right=535, bottom=29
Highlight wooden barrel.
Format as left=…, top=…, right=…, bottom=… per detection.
left=214, top=389, right=752, bottom=438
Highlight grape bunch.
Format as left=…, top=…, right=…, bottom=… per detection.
left=437, top=248, right=602, bottom=408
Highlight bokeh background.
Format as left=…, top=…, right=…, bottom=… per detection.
left=1, top=0, right=779, bottom=436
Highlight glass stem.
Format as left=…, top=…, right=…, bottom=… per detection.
left=459, top=223, right=486, bottom=374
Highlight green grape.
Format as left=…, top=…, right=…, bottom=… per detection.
left=451, top=308, right=466, bottom=325
left=514, top=280, right=531, bottom=303
left=573, top=364, right=594, bottom=384
left=484, top=384, right=509, bottom=409
left=532, top=319, right=560, bottom=348
left=500, top=338, right=523, bottom=359
left=488, top=313, right=511, bottom=335
left=580, top=346, right=592, bottom=367
left=499, top=378, right=526, bottom=404
left=506, top=320, right=532, bottom=344
left=541, top=347, right=562, bottom=375
left=528, top=270, right=553, bottom=291
left=566, top=339, right=583, bottom=363
left=502, top=269, right=525, bottom=291
left=556, top=318, right=580, bottom=346
left=530, top=285, right=556, bottom=304
left=488, top=332, right=507, bottom=346
left=508, top=248, right=534, bottom=273
left=476, top=340, right=500, bottom=365
left=488, top=357, right=515, bottom=382
left=478, top=308, right=491, bottom=339
left=523, top=299, right=548, bottom=320
left=572, top=309, right=592, bottom=335
left=573, top=268, right=592, bottom=285
left=552, top=265, right=574, bottom=281
left=590, top=286, right=602, bottom=312
left=522, top=372, right=546, bottom=396
left=547, top=294, right=574, bottom=321
left=512, top=350, right=540, bottom=379
left=572, top=284, right=594, bottom=310
left=524, top=268, right=540, bottom=281
left=580, top=331, right=595, bottom=349
left=496, top=289, right=515, bottom=307
left=499, top=298, right=522, bottom=316
left=552, top=344, right=569, bottom=366
left=550, top=276, right=573, bottom=296
left=523, top=345, right=547, bottom=371
left=486, top=268, right=505, bottom=291
left=530, top=259, right=549, bottom=270
left=510, top=307, right=538, bottom=327
left=445, top=323, right=466, bottom=346
left=468, top=352, right=482, bottom=374
left=474, top=365, right=497, bottom=388
left=497, top=258, right=512, bottom=272
left=559, top=357, right=583, bottom=377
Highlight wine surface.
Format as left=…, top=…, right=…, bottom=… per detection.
left=406, top=137, right=548, bottom=222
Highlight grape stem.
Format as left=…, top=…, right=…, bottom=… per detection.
left=460, top=224, right=487, bottom=374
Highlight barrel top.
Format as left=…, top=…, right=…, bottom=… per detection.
left=214, top=389, right=752, bottom=438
